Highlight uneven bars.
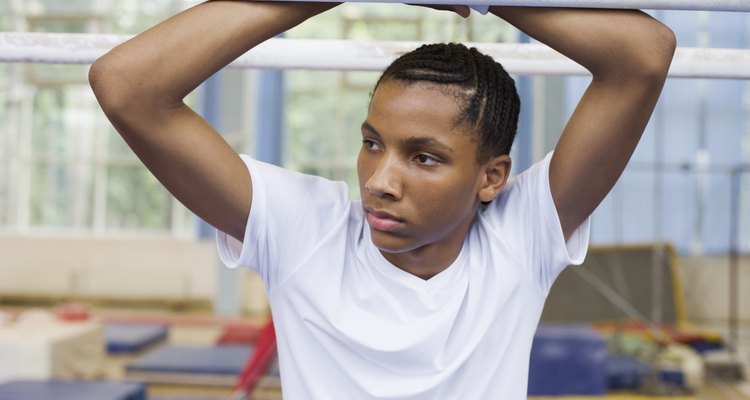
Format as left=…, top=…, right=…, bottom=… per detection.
left=1, top=33, right=749, bottom=79
left=265, top=0, right=749, bottom=11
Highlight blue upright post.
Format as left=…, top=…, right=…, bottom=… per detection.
left=200, top=72, right=243, bottom=316
left=255, top=70, right=285, bottom=166
left=515, top=33, right=533, bottom=172
left=199, top=72, right=223, bottom=240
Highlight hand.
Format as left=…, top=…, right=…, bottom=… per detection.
left=407, top=3, right=471, bottom=18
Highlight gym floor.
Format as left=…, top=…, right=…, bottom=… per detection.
left=1, top=302, right=748, bottom=399
left=101, top=307, right=750, bottom=400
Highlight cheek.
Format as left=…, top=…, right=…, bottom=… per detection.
left=415, top=173, right=479, bottom=215
left=356, top=150, right=369, bottom=188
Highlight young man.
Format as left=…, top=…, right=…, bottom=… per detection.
left=89, top=1, right=675, bottom=398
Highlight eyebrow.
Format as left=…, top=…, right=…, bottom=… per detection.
left=361, top=121, right=381, bottom=138
left=361, top=121, right=454, bottom=155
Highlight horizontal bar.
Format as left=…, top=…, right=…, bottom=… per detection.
left=264, top=0, right=750, bottom=12
left=1, top=33, right=749, bottom=79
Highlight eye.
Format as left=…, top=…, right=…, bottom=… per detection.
left=362, top=138, right=381, bottom=151
left=414, top=153, right=440, bottom=166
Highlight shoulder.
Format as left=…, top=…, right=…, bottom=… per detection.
left=490, top=152, right=553, bottom=215
left=241, top=155, right=351, bottom=206
left=220, top=155, right=357, bottom=286
left=474, top=152, right=556, bottom=263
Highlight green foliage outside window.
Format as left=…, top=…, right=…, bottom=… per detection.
left=0, top=1, right=515, bottom=234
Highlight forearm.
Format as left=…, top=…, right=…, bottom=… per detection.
left=90, top=1, right=335, bottom=111
left=87, top=1, right=336, bottom=240
left=489, top=7, right=675, bottom=80
left=494, top=8, right=676, bottom=239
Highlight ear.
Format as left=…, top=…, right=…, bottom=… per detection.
left=478, top=154, right=511, bottom=203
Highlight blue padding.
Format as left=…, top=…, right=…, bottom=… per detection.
left=606, top=355, right=651, bottom=390
left=127, top=345, right=253, bottom=375
left=660, top=369, right=685, bottom=387
left=690, top=341, right=724, bottom=354
left=0, top=380, right=146, bottom=400
left=528, top=325, right=608, bottom=396
left=105, top=324, right=168, bottom=354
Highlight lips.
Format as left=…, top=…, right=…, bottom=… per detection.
left=364, top=207, right=404, bottom=232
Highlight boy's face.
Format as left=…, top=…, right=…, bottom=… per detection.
left=358, top=79, right=503, bottom=259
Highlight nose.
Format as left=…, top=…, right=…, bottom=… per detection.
left=365, top=154, right=402, bottom=200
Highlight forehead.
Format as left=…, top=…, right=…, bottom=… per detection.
left=367, top=80, right=470, bottom=140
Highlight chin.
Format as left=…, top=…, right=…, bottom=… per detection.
left=369, top=229, right=417, bottom=254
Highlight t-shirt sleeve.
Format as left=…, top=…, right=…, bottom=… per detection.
left=485, top=151, right=590, bottom=296
left=215, top=155, right=351, bottom=290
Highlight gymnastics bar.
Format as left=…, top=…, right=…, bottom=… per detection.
left=1, top=33, right=749, bottom=79
left=265, top=0, right=749, bottom=11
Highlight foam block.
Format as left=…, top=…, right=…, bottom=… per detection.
left=0, top=313, right=105, bottom=382
left=528, top=325, right=608, bottom=396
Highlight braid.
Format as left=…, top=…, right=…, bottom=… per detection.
left=374, top=43, right=520, bottom=163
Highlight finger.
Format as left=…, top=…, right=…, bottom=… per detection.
left=453, top=5, right=471, bottom=18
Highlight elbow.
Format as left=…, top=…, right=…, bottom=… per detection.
left=641, top=23, right=677, bottom=80
left=593, top=22, right=676, bottom=83
left=630, top=22, right=677, bottom=82
left=89, top=52, right=162, bottom=119
left=89, top=55, right=133, bottom=117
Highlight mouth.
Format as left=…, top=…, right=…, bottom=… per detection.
left=364, top=206, right=405, bottom=232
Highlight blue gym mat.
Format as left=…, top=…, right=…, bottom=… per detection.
left=127, top=344, right=253, bottom=375
left=105, top=323, right=169, bottom=354
left=606, top=354, right=651, bottom=390
left=0, top=380, right=146, bottom=400
left=528, top=325, right=608, bottom=396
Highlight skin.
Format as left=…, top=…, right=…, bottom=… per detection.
left=359, top=79, right=509, bottom=278
left=490, top=7, right=677, bottom=241
left=89, top=2, right=676, bottom=280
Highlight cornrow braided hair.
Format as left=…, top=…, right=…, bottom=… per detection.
left=373, top=43, right=520, bottom=163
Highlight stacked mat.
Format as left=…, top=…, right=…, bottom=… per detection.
left=0, top=380, right=146, bottom=400
left=126, top=344, right=254, bottom=386
left=105, top=323, right=168, bottom=355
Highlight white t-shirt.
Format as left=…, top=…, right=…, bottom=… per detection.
left=217, top=152, right=590, bottom=399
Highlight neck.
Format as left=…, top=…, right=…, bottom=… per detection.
left=381, top=244, right=463, bottom=280
left=380, top=217, right=474, bottom=280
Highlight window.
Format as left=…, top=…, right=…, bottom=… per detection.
left=0, top=0, right=199, bottom=236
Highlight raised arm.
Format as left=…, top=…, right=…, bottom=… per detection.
left=489, top=7, right=676, bottom=240
left=89, top=1, right=336, bottom=241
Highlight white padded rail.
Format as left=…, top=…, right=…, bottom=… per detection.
left=1, top=33, right=749, bottom=79
left=267, top=0, right=748, bottom=11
